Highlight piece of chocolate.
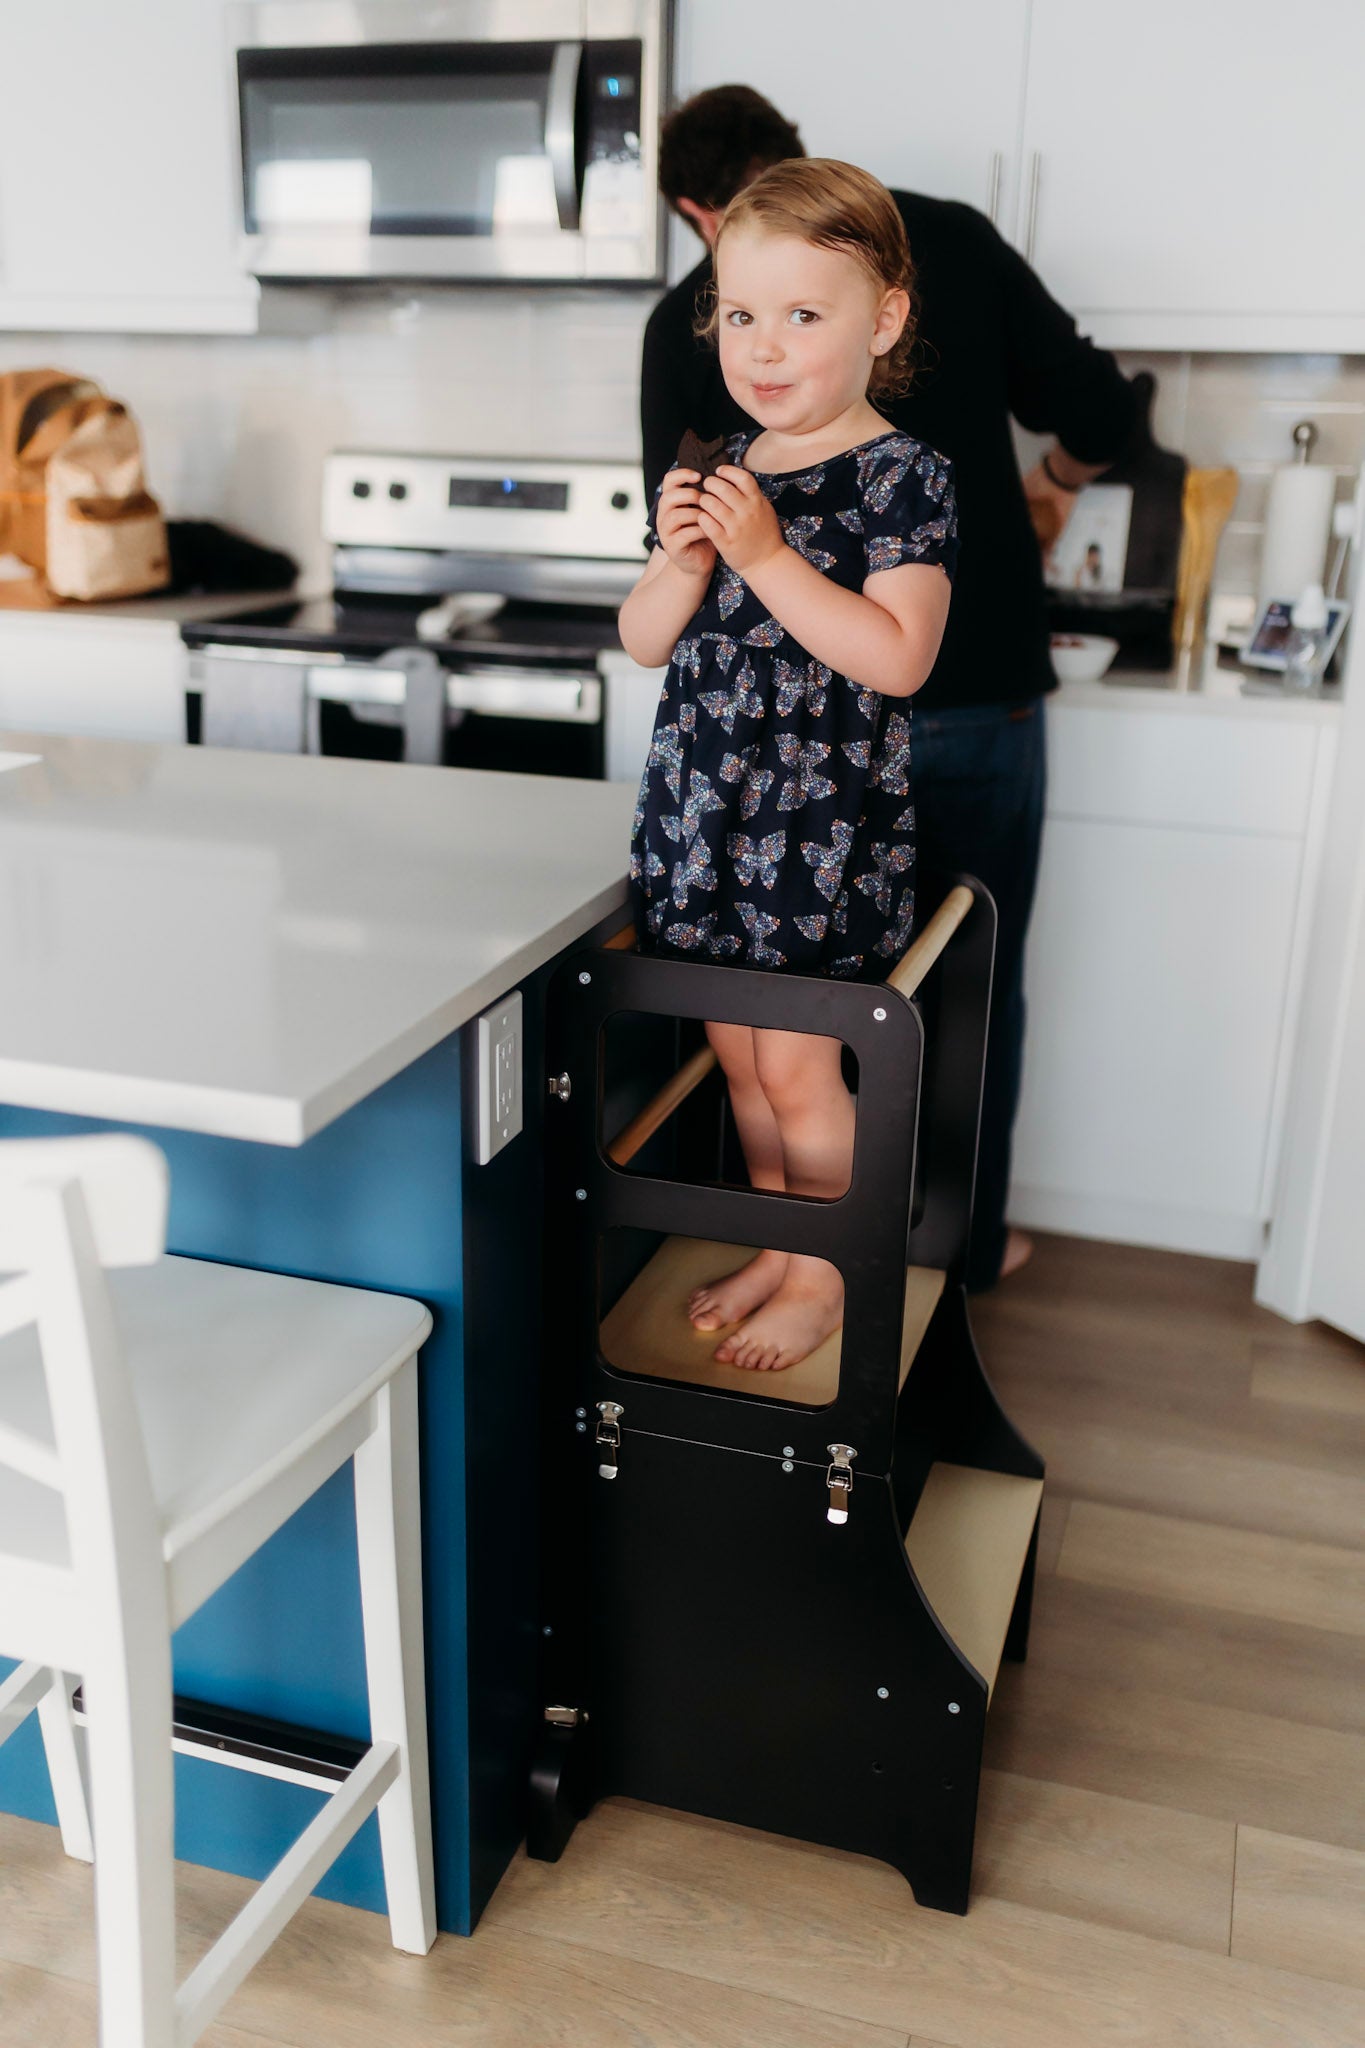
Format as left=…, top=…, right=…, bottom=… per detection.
left=675, top=428, right=728, bottom=480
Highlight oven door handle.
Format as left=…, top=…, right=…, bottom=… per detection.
left=546, top=41, right=583, bottom=232
left=193, top=641, right=348, bottom=668
left=447, top=667, right=600, bottom=724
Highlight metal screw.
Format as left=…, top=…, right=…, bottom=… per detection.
left=575, top=1421, right=587, bottom=1433
left=782, top=1445, right=796, bottom=1458
left=781, top=1460, right=794, bottom=1474
left=873, top=1006, right=887, bottom=1021
left=876, top=1686, right=890, bottom=1700
left=575, top=1407, right=587, bottom=1419
left=948, top=1701, right=960, bottom=1715
left=578, top=970, right=592, bottom=985
left=574, top=1187, right=587, bottom=1201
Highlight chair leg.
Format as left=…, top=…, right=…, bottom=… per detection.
left=354, top=1356, right=438, bottom=1955
left=83, top=1641, right=178, bottom=2048
left=37, top=1671, right=93, bottom=1863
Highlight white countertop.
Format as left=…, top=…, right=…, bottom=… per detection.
left=0, top=735, right=635, bottom=1145
left=1059, top=655, right=1343, bottom=722
left=0, top=587, right=306, bottom=628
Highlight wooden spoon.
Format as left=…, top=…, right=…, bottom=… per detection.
left=1173, top=466, right=1239, bottom=669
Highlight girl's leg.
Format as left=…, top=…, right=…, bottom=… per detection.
left=687, top=1020, right=790, bottom=1330
left=714, top=1028, right=854, bottom=1370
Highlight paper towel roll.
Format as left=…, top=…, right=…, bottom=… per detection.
left=1257, top=462, right=1335, bottom=609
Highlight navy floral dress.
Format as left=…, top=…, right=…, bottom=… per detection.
left=630, top=428, right=958, bottom=979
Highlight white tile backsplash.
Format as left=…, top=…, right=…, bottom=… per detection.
left=1, top=295, right=1359, bottom=600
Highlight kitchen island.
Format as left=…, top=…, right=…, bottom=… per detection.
left=0, top=732, right=636, bottom=1934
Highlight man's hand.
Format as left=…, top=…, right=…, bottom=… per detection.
left=656, top=468, right=717, bottom=579
left=1020, top=460, right=1076, bottom=564
left=696, top=466, right=785, bottom=577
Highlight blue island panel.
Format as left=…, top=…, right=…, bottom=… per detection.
left=0, top=1028, right=474, bottom=1933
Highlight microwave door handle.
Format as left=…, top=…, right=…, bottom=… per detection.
left=546, top=41, right=583, bottom=231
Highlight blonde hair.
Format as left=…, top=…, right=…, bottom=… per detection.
left=699, top=158, right=918, bottom=402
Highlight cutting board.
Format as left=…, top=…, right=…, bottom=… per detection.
left=1047, top=370, right=1187, bottom=668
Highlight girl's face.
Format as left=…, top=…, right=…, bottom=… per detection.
left=715, top=226, right=907, bottom=438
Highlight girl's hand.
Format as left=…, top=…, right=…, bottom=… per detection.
left=656, top=469, right=717, bottom=580
left=696, top=466, right=785, bottom=577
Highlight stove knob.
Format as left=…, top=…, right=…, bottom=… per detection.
left=352, top=479, right=371, bottom=498
left=610, top=489, right=630, bottom=511
left=389, top=481, right=408, bottom=501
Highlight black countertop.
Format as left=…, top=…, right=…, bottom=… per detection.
left=181, top=595, right=625, bottom=666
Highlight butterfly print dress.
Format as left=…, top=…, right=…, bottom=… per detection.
left=630, top=429, right=959, bottom=979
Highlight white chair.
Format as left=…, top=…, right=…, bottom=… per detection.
left=0, top=1134, right=437, bottom=2048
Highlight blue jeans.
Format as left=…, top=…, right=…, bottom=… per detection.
left=911, top=698, right=1047, bottom=1290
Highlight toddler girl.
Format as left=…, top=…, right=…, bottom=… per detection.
left=618, top=159, right=958, bottom=1373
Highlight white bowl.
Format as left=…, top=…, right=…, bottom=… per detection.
left=1049, top=633, right=1120, bottom=684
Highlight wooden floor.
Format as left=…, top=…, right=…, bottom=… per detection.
left=3, top=1232, right=1364, bottom=2047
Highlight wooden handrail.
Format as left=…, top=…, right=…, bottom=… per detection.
left=885, top=884, right=975, bottom=1000
left=607, top=1045, right=718, bottom=1167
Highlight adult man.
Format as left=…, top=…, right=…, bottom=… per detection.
left=640, top=85, right=1137, bottom=1291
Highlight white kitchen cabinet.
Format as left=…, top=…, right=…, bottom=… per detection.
left=599, top=648, right=665, bottom=785
left=0, top=0, right=258, bottom=335
left=1018, top=0, right=1365, bottom=352
left=0, top=613, right=187, bottom=744
left=1009, top=695, right=1339, bottom=1261
left=1306, top=884, right=1365, bottom=1341
left=1256, top=476, right=1365, bottom=1339
left=674, top=0, right=1365, bottom=352
left=674, top=0, right=1030, bottom=231
left=1011, top=818, right=1302, bottom=1258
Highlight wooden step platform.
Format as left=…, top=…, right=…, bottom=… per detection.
left=905, top=1463, right=1045, bottom=1699
left=599, top=1235, right=944, bottom=1406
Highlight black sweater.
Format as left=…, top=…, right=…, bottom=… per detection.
left=639, top=193, right=1138, bottom=710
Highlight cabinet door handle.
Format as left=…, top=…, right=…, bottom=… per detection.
left=1023, top=150, right=1042, bottom=264
left=986, top=150, right=1003, bottom=228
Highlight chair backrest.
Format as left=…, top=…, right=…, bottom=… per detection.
left=0, top=1135, right=168, bottom=1275
left=0, top=1136, right=170, bottom=1636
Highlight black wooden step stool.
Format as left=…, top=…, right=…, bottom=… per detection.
left=529, top=878, right=1043, bottom=1914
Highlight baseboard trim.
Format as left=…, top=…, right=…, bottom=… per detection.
left=1007, top=1184, right=1265, bottom=1262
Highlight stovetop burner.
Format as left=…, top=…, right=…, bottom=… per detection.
left=182, top=593, right=624, bottom=666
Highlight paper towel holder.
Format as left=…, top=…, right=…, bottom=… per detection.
left=1256, top=417, right=1337, bottom=613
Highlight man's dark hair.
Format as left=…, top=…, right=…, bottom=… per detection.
left=658, top=85, right=806, bottom=212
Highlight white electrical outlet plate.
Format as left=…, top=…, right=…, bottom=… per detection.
left=475, top=989, right=523, bottom=1164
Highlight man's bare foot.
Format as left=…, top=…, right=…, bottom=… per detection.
left=688, top=1247, right=788, bottom=1331
left=1000, top=1228, right=1034, bottom=1279
left=714, top=1263, right=844, bottom=1371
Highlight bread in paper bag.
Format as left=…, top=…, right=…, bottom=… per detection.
left=0, top=368, right=103, bottom=572
left=44, top=402, right=170, bottom=601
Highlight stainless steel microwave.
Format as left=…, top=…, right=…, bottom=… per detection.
left=228, top=1, right=671, bottom=284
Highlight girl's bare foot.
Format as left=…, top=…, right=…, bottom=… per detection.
left=688, top=1247, right=788, bottom=1331
left=715, top=1261, right=844, bottom=1371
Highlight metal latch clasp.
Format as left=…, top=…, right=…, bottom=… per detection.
left=547, top=1071, right=572, bottom=1102
left=544, top=1705, right=587, bottom=1728
left=595, top=1400, right=624, bottom=1479
left=826, top=1443, right=857, bottom=1524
